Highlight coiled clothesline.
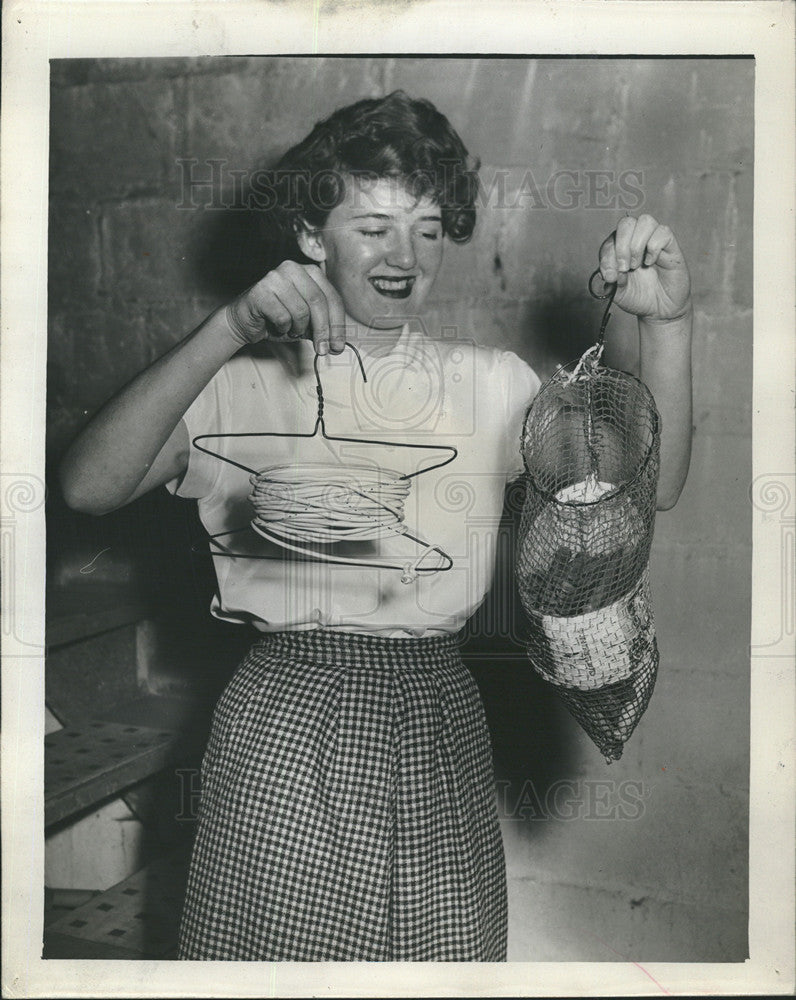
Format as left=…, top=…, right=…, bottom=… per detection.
left=249, top=463, right=410, bottom=543
left=194, top=343, right=455, bottom=582
left=248, top=461, right=447, bottom=581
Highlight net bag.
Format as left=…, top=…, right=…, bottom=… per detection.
left=516, top=335, right=661, bottom=763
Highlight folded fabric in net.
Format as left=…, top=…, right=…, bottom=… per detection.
left=516, top=348, right=661, bottom=762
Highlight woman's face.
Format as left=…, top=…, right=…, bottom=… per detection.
left=304, top=175, right=444, bottom=330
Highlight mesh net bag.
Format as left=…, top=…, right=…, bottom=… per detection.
left=516, top=342, right=661, bottom=762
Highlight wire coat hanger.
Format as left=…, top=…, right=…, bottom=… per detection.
left=191, top=342, right=458, bottom=580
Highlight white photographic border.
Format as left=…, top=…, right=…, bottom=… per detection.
left=2, top=1, right=794, bottom=996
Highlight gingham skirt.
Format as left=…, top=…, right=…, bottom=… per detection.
left=177, top=630, right=507, bottom=961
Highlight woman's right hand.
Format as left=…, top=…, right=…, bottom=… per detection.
left=224, top=261, right=347, bottom=356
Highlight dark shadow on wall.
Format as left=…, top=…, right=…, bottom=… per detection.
left=191, top=205, right=279, bottom=303
left=46, top=465, right=248, bottom=699
left=45, top=189, right=285, bottom=785
left=462, top=478, right=581, bottom=830
left=524, top=284, right=603, bottom=371
left=517, top=274, right=618, bottom=381
left=190, top=177, right=305, bottom=303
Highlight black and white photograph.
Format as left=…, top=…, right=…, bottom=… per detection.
left=2, top=2, right=794, bottom=997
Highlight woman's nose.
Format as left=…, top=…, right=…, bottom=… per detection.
left=385, top=231, right=417, bottom=270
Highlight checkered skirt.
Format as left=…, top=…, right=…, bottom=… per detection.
left=177, top=630, right=507, bottom=961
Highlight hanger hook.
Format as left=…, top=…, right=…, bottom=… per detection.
left=589, top=268, right=616, bottom=301
left=312, top=342, right=368, bottom=428
left=346, top=342, right=368, bottom=383
left=588, top=268, right=618, bottom=348
left=312, top=341, right=368, bottom=393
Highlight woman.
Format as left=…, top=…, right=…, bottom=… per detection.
left=60, top=91, right=693, bottom=961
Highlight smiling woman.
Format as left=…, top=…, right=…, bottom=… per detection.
left=59, top=92, right=525, bottom=961
left=58, top=87, right=694, bottom=963
left=242, top=89, right=479, bottom=339
left=298, top=176, right=445, bottom=325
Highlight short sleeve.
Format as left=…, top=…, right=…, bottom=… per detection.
left=498, top=351, right=541, bottom=481
left=164, top=368, right=226, bottom=500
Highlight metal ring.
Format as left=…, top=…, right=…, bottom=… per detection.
left=588, top=268, right=616, bottom=301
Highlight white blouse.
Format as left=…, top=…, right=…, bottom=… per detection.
left=167, top=325, right=540, bottom=637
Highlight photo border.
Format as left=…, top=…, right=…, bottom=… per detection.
left=2, top=1, right=794, bottom=996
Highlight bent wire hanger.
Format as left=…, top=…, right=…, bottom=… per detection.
left=190, top=343, right=458, bottom=578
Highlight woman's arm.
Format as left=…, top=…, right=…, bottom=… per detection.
left=60, top=262, right=346, bottom=515
left=597, top=214, right=693, bottom=510
left=60, top=308, right=243, bottom=515
left=637, top=309, right=692, bottom=510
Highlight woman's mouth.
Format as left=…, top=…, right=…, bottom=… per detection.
left=368, top=276, right=416, bottom=299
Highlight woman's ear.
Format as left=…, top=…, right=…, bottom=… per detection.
left=296, top=221, right=326, bottom=263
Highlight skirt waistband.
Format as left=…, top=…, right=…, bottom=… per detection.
left=251, top=628, right=464, bottom=670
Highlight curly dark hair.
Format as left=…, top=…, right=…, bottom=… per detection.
left=265, top=91, right=479, bottom=257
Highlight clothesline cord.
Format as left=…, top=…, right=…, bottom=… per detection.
left=192, top=342, right=457, bottom=580
left=249, top=463, right=410, bottom=544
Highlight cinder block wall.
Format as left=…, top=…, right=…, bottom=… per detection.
left=48, top=56, right=752, bottom=960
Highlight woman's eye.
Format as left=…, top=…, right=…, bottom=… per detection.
left=419, top=231, right=440, bottom=241
left=359, top=229, right=387, bottom=238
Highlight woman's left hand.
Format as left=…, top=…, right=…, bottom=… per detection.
left=597, top=214, right=692, bottom=322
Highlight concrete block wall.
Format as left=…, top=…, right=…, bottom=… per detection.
left=48, top=56, right=752, bottom=960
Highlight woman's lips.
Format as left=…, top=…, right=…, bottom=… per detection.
left=368, top=276, right=416, bottom=299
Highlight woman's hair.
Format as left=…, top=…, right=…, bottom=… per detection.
left=266, top=91, right=480, bottom=257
